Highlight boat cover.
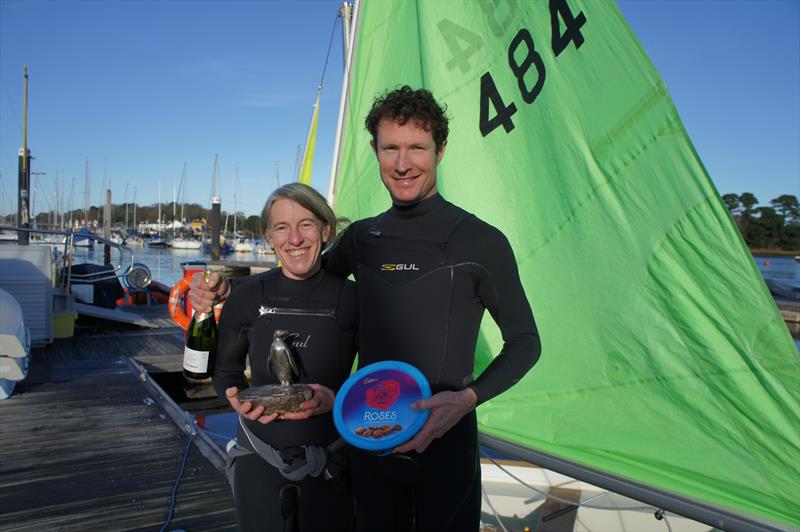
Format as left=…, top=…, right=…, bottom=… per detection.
left=0, top=288, right=30, bottom=358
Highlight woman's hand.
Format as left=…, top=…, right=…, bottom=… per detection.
left=189, top=271, right=230, bottom=313
left=280, top=384, right=336, bottom=421
left=225, top=386, right=279, bottom=425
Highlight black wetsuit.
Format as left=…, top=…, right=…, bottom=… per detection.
left=324, top=193, right=541, bottom=531
left=215, top=268, right=358, bottom=532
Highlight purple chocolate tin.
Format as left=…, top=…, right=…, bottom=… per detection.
left=333, top=361, right=431, bottom=452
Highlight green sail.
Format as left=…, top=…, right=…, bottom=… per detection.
left=331, top=1, right=799, bottom=527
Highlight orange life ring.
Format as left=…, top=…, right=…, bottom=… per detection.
left=168, top=276, right=223, bottom=330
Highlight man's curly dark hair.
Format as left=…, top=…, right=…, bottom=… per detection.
left=365, top=86, right=449, bottom=153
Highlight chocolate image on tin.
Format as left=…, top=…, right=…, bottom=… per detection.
left=354, top=424, right=403, bottom=439
left=236, top=384, right=313, bottom=415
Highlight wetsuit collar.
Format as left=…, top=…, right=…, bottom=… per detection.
left=389, top=193, right=446, bottom=220
left=277, top=267, right=326, bottom=291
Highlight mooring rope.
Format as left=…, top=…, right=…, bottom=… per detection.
left=160, top=432, right=195, bottom=532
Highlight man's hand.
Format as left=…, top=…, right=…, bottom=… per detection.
left=392, top=388, right=478, bottom=454
left=280, top=384, right=336, bottom=421
left=189, top=271, right=230, bottom=313
left=225, top=386, right=279, bottom=425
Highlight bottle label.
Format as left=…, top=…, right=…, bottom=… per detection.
left=183, top=346, right=209, bottom=373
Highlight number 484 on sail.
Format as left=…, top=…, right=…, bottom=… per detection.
left=437, top=0, right=587, bottom=137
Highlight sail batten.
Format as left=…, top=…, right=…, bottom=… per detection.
left=331, top=1, right=800, bottom=528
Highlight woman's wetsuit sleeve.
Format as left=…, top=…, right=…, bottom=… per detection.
left=213, top=281, right=253, bottom=398
left=469, top=227, right=541, bottom=405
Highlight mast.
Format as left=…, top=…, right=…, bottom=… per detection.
left=327, top=1, right=359, bottom=205
left=172, top=171, right=177, bottom=237
left=132, top=187, right=137, bottom=230
left=211, top=154, right=219, bottom=203
left=18, top=65, right=31, bottom=244
left=233, top=166, right=239, bottom=235
left=67, top=176, right=75, bottom=228
left=54, top=175, right=60, bottom=230
left=340, top=1, right=352, bottom=58
left=99, top=156, right=107, bottom=228
left=179, top=162, right=186, bottom=223
left=157, top=178, right=161, bottom=232
left=124, top=181, right=129, bottom=230
left=30, top=176, right=35, bottom=230
left=83, top=159, right=90, bottom=227
left=293, top=144, right=302, bottom=180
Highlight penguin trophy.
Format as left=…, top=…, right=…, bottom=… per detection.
left=267, top=329, right=299, bottom=385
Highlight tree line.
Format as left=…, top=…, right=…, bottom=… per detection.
left=3, top=202, right=265, bottom=237
left=722, top=193, right=799, bottom=251
left=5, top=194, right=798, bottom=249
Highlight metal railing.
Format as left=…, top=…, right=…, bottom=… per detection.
left=0, top=225, right=136, bottom=293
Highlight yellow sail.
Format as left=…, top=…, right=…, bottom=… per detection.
left=297, top=88, right=321, bottom=185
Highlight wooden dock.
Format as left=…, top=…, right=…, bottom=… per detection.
left=0, top=306, right=238, bottom=531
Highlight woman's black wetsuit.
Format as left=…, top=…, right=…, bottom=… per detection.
left=324, top=193, right=541, bottom=531
left=214, top=268, right=358, bottom=532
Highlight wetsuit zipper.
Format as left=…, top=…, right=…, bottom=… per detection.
left=259, top=307, right=336, bottom=319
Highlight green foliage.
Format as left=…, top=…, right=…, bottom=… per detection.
left=243, top=215, right=262, bottom=236
left=722, top=193, right=740, bottom=213
left=722, top=193, right=800, bottom=251
left=770, top=194, right=800, bottom=224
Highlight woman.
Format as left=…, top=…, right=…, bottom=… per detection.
left=213, top=183, right=357, bottom=532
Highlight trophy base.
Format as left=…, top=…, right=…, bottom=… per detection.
left=236, top=384, right=314, bottom=414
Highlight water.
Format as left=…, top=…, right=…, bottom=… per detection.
left=70, top=243, right=799, bottom=295
left=67, top=241, right=274, bottom=288
left=753, top=256, right=800, bottom=288
left=197, top=410, right=238, bottom=449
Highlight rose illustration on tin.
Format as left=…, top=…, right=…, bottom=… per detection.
left=365, top=379, right=400, bottom=411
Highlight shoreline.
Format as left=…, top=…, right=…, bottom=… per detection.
left=750, top=249, right=799, bottom=258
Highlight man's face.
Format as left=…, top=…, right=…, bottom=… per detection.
left=372, top=118, right=446, bottom=206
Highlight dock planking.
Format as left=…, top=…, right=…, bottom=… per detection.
left=0, top=305, right=238, bottom=531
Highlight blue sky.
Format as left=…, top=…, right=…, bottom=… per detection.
left=1, top=0, right=798, bottom=219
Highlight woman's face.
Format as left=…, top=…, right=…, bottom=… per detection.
left=266, top=198, right=330, bottom=280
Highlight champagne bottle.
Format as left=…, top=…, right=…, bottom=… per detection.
left=183, top=270, right=218, bottom=380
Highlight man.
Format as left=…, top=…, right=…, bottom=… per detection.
left=191, top=86, right=541, bottom=531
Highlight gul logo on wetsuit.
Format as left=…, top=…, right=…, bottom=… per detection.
left=380, top=263, right=420, bottom=271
